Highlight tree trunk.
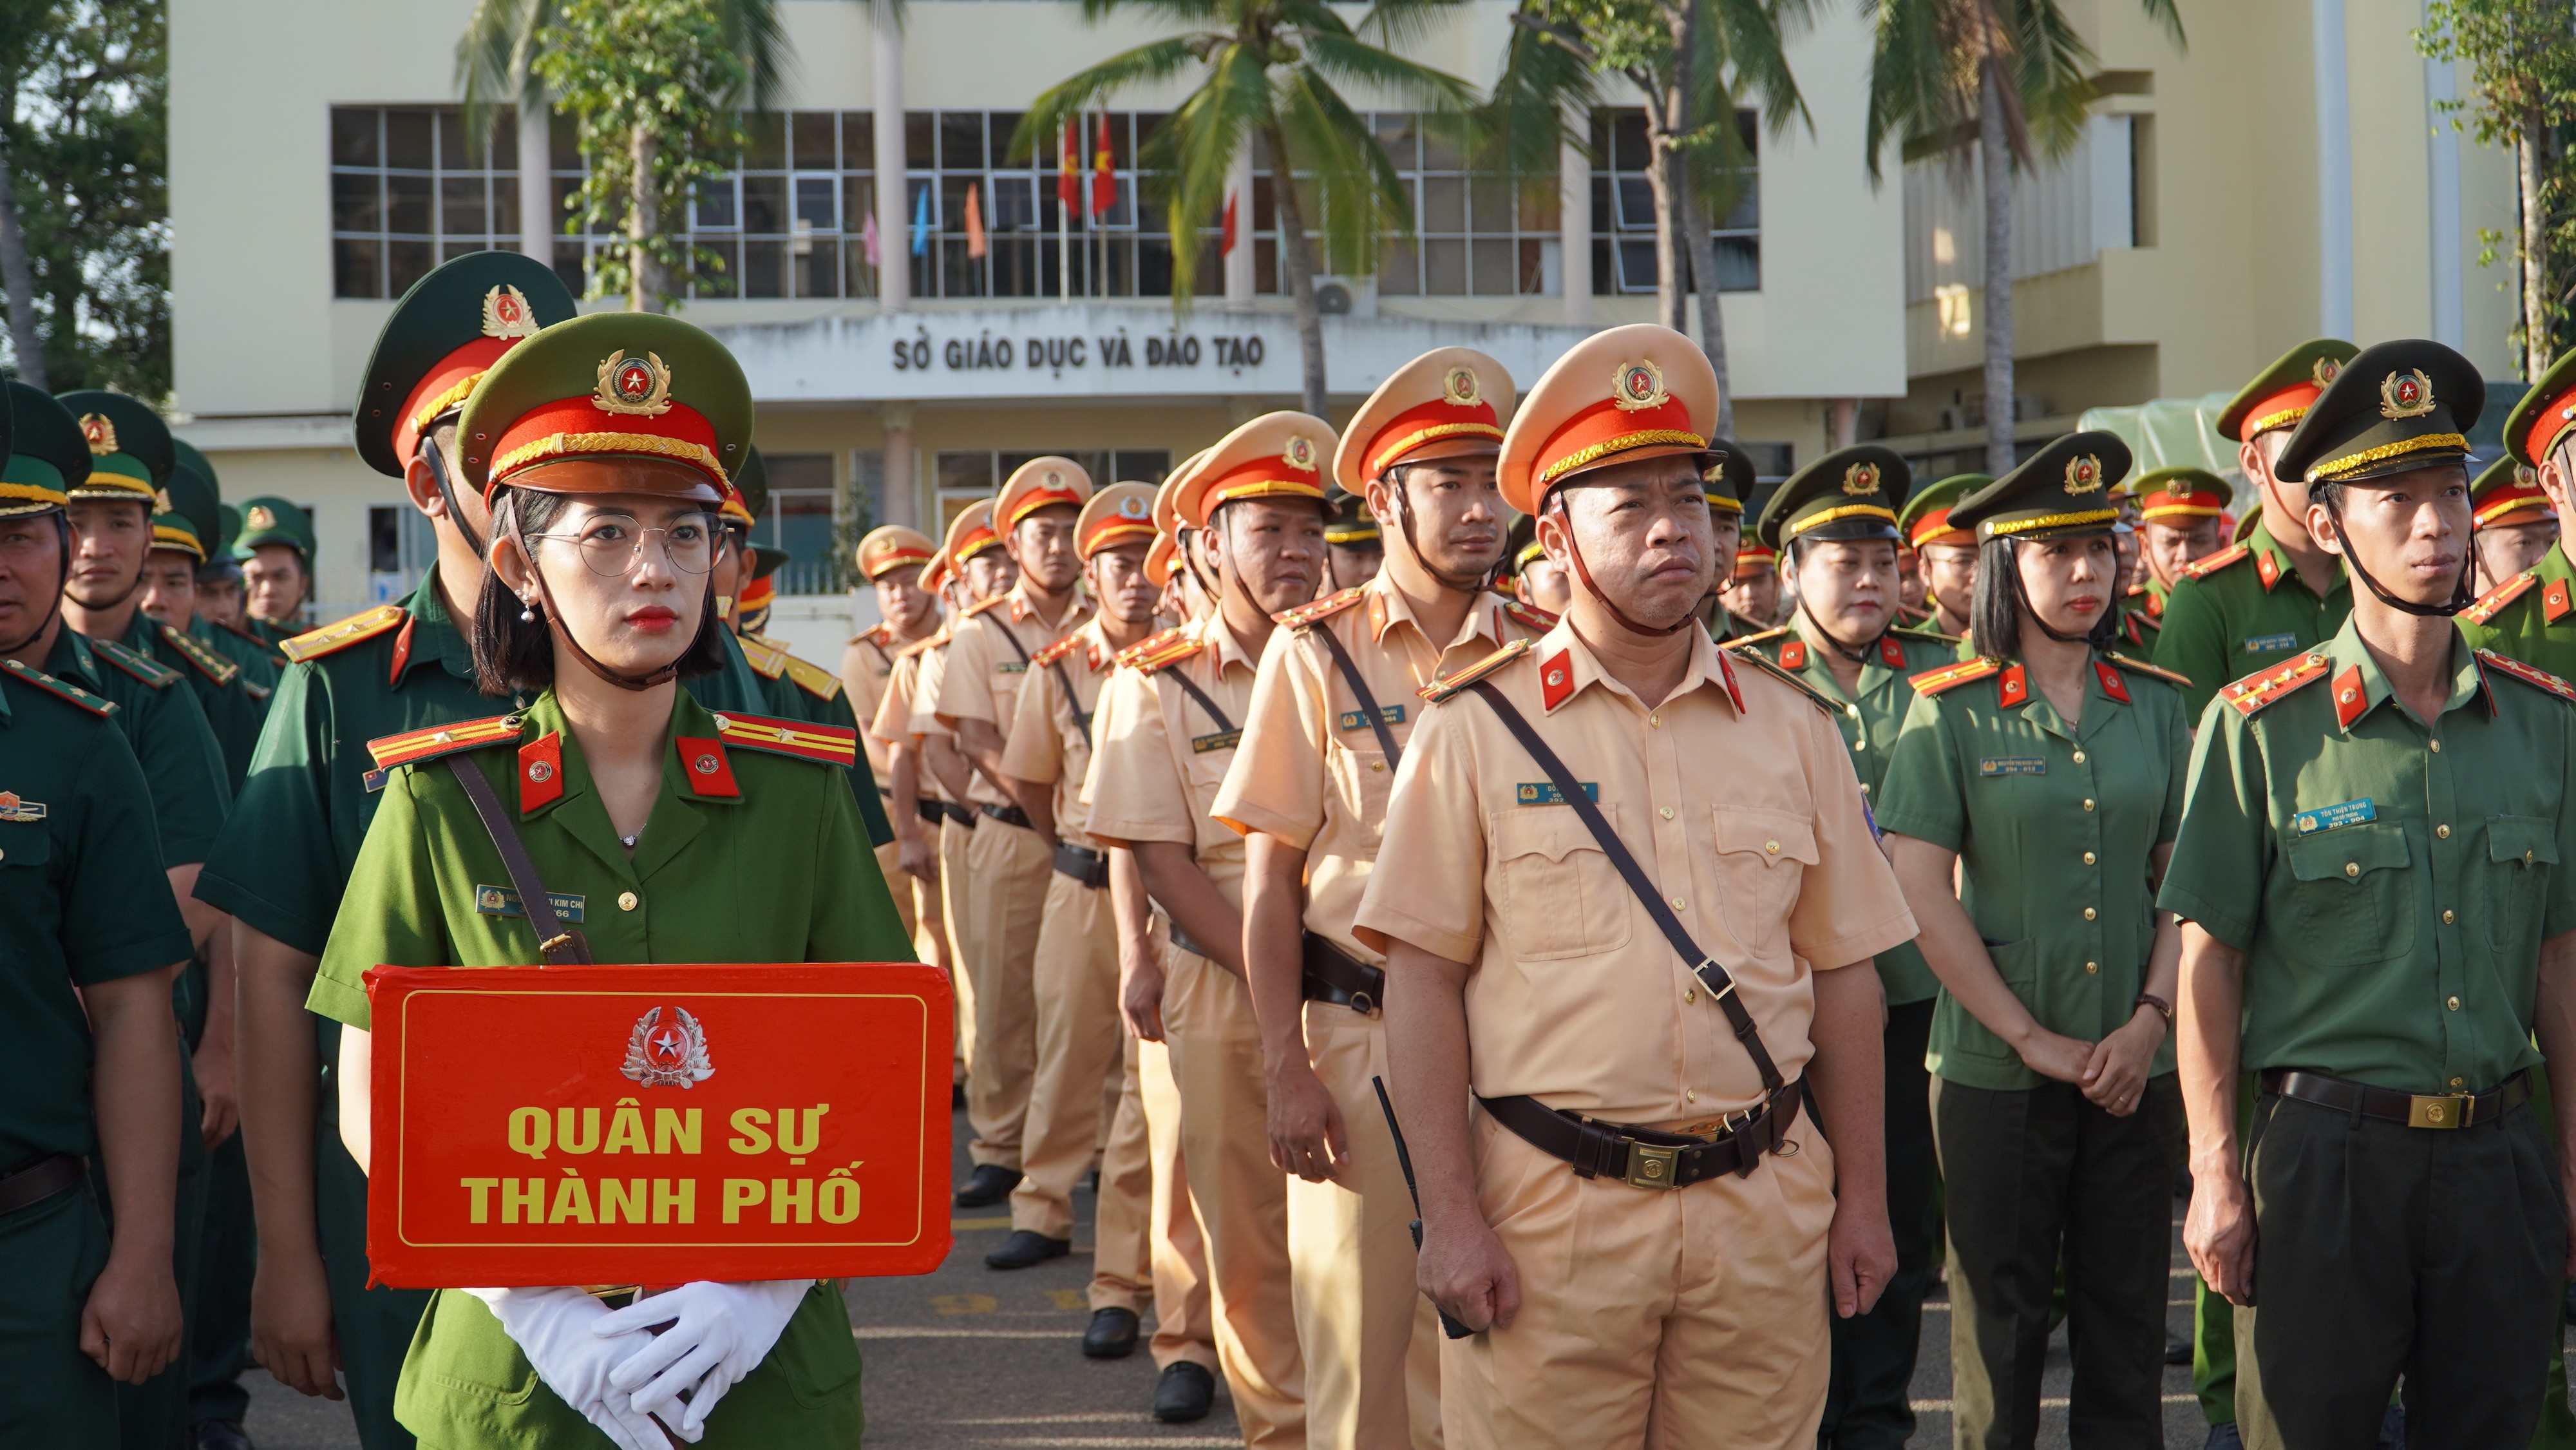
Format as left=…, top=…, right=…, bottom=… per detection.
left=1680, top=177, right=1731, bottom=439
left=1978, top=68, right=2015, bottom=475
left=2519, top=106, right=2549, bottom=383
left=1264, top=123, right=1329, bottom=418
left=628, top=122, right=665, bottom=313
left=0, top=76, right=47, bottom=390
left=1641, top=95, right=1685, bottom=331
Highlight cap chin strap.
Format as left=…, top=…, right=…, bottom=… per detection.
left=2322, top=498, right=2474, bottom=618
left=1383, top=468, right=1493, bottom=596
left=515, top=508, right=706, bottom=692
left=1796, top=602, right=1882, bottom=665
left=421, top=425, right=484, bottom=562
left=1554, top=505, right=1695, bottom=638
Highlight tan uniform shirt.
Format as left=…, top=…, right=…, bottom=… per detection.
left=840, top=621, right=907, bottom=781
left=923, top=587, right=1094, bottom=808
left=1353, top=622, right=1916, bottom=1124
left=871, top=633, right=953, bottom=804
left=1083, top=613, right=1264, bottom=910
left=1212, top=578, right=1541, bottom=961
left=1001, top=616, right=1119, bottom=848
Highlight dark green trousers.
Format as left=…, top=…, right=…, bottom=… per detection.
left=0, top=1179, right=119, bottom=1444
left=1819, top=998, right=1937, bottom=1449
left=317, top=1119, right=432, bottom=1450
left=187, top=1129, right=255, bottom=1428
left=2236, top=1091, right=2566, bottom=1450
left=2193, top=1073, right=2257, bottom=1426
left=1932, top=1073, right=2182, bottom=1450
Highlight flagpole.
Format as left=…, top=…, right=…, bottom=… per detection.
left=1058, top=118, right=1072, bottom=304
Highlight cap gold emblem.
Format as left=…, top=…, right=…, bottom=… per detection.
left=2063, top=454, right=2104, bottom=494
left=2313, top=356, right=2341, bottom=386
left=592, top=349, right=674, bottom=417
left=79, top=414, right=117, bottom=455
left=1118, top=495, right=1148, bottom=518
left=1611, top=359, right=1669, bottom=413
left=246, top=505, right=277, bottom=530
left=1841, top=461, right=1880, bottom=496
left=154, top=488, right=174, bottom=512
left=1282, top=435, right=1318, bottom=472
left=481, top=284, right=538, bottom=339
left=1442, top=365, right=1481, bottom=408
left=2380, top=368, right=2435, bottom=420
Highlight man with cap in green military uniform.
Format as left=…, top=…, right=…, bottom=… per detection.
left=1898, top=472, right=1983, bottom=641
left=2126, top=468, right=2237, bottom=654
left=2153, top=340, right=2360, bottom=722
left=2460, top=348, right=2576, bottom=678
left=2165, top=339, right=2576, bottom=1450
left=196, top=503, right=251, bottom=635
left=171, top=441, right=289, bottom=688
left=1321, top=485, right=1384, bottom=592
left=148, top=454, right=279, bottom=699
left=1723, top=444, right=1954, bottom=1448
left=232, top=495, right=315, bottom=641
left=1694, top=437, right=1760, bottom=642
left=2464, top=455, right=2559, bottom=600
left=0, top=375, right=202, bottom=1450
left=193, top=250, right=580, bottom=1450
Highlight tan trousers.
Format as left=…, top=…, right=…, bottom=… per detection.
left=1009, top=871, right=1124, bottom=1239
left=1138, top=1034, right=1218, bottom=1370
left=937, top=817, right=978, bottom=1078
left=876, top=836, right=960, bottom=1083
left=1163, top=946, right=1305, bottom=1447
left=1293, top=1004, right=1445, bottom=1449
left=954, top=817, right=1048, bottom=1169
left=1440, top=1104, right=1839, bottom=1449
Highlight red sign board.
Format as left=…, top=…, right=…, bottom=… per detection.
left=364, top=962, right=952, bottom=1288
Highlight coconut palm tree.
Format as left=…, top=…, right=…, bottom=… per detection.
left=457, top=0, right=788, bottom=311
left=1017, top=0, right=1477, bottom=417
left=1490, top=0, right=1812, bottom=440
left=1864, top=0, right=2181, bottom=472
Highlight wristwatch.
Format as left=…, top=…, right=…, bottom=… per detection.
left=2134, top=992, right=2174, bottom=1026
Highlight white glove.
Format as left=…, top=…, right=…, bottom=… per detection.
left=594, top=1279, right=811, bottom=1439
left=460, top=1286, right=670, bottom=1450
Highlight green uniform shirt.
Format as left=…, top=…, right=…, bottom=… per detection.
left=2159, top=619, right=2576, bottom=1094
left=0, top=665, right=195, bottom=1169
left=1734, top=618, right=1958, bottom=1004
left=126, top=612, right=269, bottom=791
left=735, top=633, right=894, bottom=848
left=1877, top=652, right=2190, bottom=1089
left=2456, top=539, right=2576, bottom=679
left=2118, top=580, right=2166, bottom=654
left=189, top=614, right=285, bottom=695
left=43, top=625, right=229, bottom=868
left=308, top=685, right=913, bottom=1029
left=2152, top=518, right=2352, bottom=721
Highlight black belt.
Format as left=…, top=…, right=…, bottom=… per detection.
left=1301, top=933, right=1385, bottom=1015
left=2260, top=1067, right=2529, bottom=1130
left=1478, top=1085, right=1801, bottom=1188
left=939, top=802, right=978, bottom=830
left=980, top=803, right=1032, bottom=830
left=1169, top=923, right=1213, bottom=960
left=0, top=1153, right=84, bottom=1217
left=1053, top=842, right=1108, bottom=889
left=916, top=798, right=947, bottom=826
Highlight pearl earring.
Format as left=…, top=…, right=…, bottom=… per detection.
left=520, top=598, right=537, bottom=622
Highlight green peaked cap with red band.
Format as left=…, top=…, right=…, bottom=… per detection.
left=456, top=311, right=753, bottom=504
left=2504, top=346, right=2576, bottom=470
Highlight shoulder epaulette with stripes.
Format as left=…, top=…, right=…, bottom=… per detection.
left=91, top=636, right=181, bottom=688
left=895, top=626, right=950, bottom=661
left=850, top=621, right=894, bottom=648
left=712, top=711, right=858, bottom=767
left=2476, top=648, right=2576, bottom=707
left=2462, top=569, right=2541, bottom=625
left=1274, top=586, right=1364, bottom=629
left=366, top=714, right=523, bottom=772
left=1032, top=633, right=1086, bottom=668
left=1895, top=623, right=1964, bottom=647
left=158, top=624, right=240, bottom=685
left=1908, top=656, right=2002, bottom=696
left=1721, top=624, right=1791, bottom=653
left=1732, top=648, right=1845, bottom=716
left=1121, top=628, right=1204, bottom=676
left=1502, top=600, right=1558, bottom=633
left=2219, top=652, right=2330, bottom=716
left=280, top=604, right=406, bottom=664
left=781, top=652, right=843, bottom=701
left=2, top=658, right=117, bottom=716
left=1418, top=638, right=1531, bottom=703
left=737, top=633, right=790, bottom=680
left=2180, top=542, right=2251, bottom=582
left=965, top=595, right=1010, bottom=618
left=2103, top=651, right=2192, bottom=689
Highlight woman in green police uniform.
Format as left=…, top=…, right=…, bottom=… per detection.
left=306, top=312, right=911, bottom=1450
left=1872, top=431, right=2192, bottom=1449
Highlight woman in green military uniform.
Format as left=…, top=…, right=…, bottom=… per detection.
left=307, top=311, right=911, bottom=1449
left=1873, top=431, right=2191, bottom=1449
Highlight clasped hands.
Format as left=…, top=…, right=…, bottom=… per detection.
left=466, top=1278, right=809, bottom=1447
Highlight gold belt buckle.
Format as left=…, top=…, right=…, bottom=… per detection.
left=1623, top=1140, right=1681, bottom=1189
left=2407, top=1092, right=2472, bottom=1129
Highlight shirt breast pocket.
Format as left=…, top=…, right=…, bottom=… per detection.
left=1710, top=806, right=1818, bottom=957
left=2481, top=815, right=2560, bottom=960
left=2277, top=823, right=2412, bottom=965
left=1492, top=806, right=1633, bottom=962
left=1329, top=742, right=1394, bottom=850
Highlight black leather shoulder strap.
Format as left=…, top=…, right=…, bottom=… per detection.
left=990, top=615, right=1093, bottom=748
left=1164, top=666, right=1235, bottom=736
left=1462, top=680, right=1783, bottom=1095
left=1307, top=620, right=1402, bottom=769
left=444, top=756, right=593, bottom=965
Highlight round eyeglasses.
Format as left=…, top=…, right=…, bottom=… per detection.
left=528, top=513, right=723, bottom=577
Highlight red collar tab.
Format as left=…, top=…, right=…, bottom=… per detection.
left=1998, top=663, right=2029, bottom=709
left=676, top=734, right=741, bottom=798
left=519, top=732, right=565, bottom=813
left=1540, top=649, right=1577, bottom=711
left=1779, top=638, right=1808, bottom=670
left=2094, top=660, right=2130, bottom=703
left=1716, top=647, right=1747, bottom=714
left=388, top=615, right=417, bottom=687
left=2549, top=578, right=2573, bottom=624
left=2256, top=549, right=2282, bottom=591
left=2331, top=665, right=2368, bottom=729
left=1877, top=634, right=1906, bottom=669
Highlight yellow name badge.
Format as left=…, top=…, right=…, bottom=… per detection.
left=1979, top=758, right=2047, bottom=777
left=1191, top=729, right=1243, bottom=754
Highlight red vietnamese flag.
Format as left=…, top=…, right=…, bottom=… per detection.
left=1057, top=119, right=1080, bottom=213
left=1092, top=113, right=1116, bottom=221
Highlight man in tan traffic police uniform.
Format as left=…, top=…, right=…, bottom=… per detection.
left=844, top=524, right=945, bottom=966
left=1211, top=348, right=1550, bottom=1449
left=1356, top=325, right=1915, bottom=1449
left=1086, top=415, right=1343, bottom=1447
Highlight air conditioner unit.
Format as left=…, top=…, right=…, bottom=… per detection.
left=1311, top=276, right=1376, bottom=318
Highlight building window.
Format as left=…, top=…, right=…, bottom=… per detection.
left=739, top=453, right=841, bottom=594
left=1589, top=108, right=1759, bottom=296
left=933, top=448, right=1174, bottom=532
left=688, top=112, right=875, bottom=301
left=332, top=106, right=519, bottom=299
left=900, top=111, right=1213, bottom=301
left=1230, top=117, right=1559, bottom=300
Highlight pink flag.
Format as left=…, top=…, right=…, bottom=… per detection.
left=862, top=211, right=881, bottom=268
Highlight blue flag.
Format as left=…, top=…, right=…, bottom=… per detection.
left=910, top=186, right=931, bottom=258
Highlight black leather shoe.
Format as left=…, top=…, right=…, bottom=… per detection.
left=1153, top=1361, right=1217, bottom=1422
left=954, top=1163, right=1023, bottom=1207
left=2164, top=1335, right=2192, bottom=1366
left=1082, top=1306, right=1140, bottom=1359
left=192, top=1422, right=254, bottom=1450
left=983, top=1228, right=1070, bottom=1270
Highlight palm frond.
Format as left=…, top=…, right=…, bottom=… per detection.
left=1276, top=62, right=1418, bottom=272
left=1472, top=12, right=1600, bottom=187
left=715, top=0, right=792, bottom=113
left=1703, top=0, right=1809, bottom=140
left=1078, top=0, right=1230, bottom=29
left=1299, top=30, right=1477, bottom=115
left=456, top=0, right=554, bottom=147
left=1011, top=35, right=1213, bottom=161
left=1862, top=0, right=1974, bottom=183
left=1354, top=0, right=1468, bottom=53
left=1139, top=41, right=1274, bottom=301
left=2009, top=0, right=2098, bottom=161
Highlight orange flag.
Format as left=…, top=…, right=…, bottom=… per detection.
left=963, top=182, right=988, bottom=259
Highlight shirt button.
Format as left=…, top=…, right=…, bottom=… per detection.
left=2436, top=823, right=2451, bottom=839
left=2082, top=798, right=2096, bottom=812
left=2344, top=862, right=2360, bottom=878
left=2451, top=1078, right=2465, bottom=1089
left=2083, top=906, right=2097, bottom=921
left=1671, top=897, right=1687, bottom=911
left=2429, top=739, right=2442, bottom=752
left=2448, top=996, right=2461, bottom=1011
left=1370, top=760, right=1386, bottom=772
left=1683, top=988, right=1696, bottom=1004
left=1660, top=806, right=1674, bottom=820
left=2072, top=749, right=2087, bottom=764
left=2085, top=960, right=2099, bottom=974
left=1685, top=1089, right=1698, bottom=1103
left=1859, top=783, right=1872, bottom=795
left=2443, top=908, right=2456, bottom=924
left=1765, top=839, right=1781, bottom=855
left=2082, top=850, right=2097, bottom=866
left=1648, top=713, right=1662, bottom=728
left=619, top=892, right=639, bottom=911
